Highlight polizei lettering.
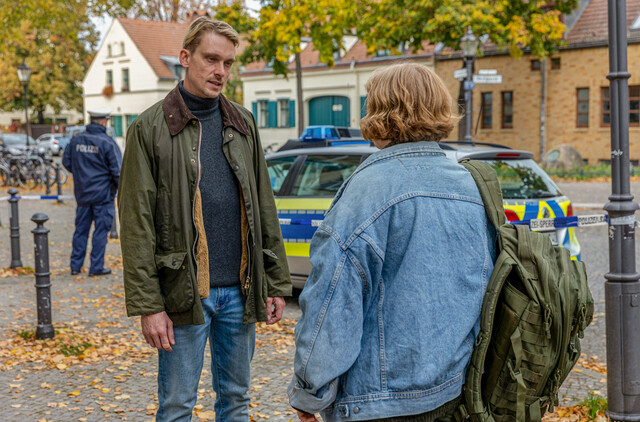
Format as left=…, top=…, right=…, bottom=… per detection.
left=76, top=144, right=99, bottom=154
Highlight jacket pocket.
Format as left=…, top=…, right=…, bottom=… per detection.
left=155, top=187, right=172, bottom=250
left=155, top=251, right=194, bottom=313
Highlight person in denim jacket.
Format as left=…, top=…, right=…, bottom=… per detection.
left=288, top=63, right=497, bottom=422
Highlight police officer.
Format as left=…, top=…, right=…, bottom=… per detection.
left=63, top=108, right=122, bottom=276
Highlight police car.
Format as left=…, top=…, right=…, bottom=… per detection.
left=266, top=139, right=581, bottom=289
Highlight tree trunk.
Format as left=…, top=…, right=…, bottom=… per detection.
left=37, top=109, right=44, bottom=124
left=296, top=52, right=304, bottom=136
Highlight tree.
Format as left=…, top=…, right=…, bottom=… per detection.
left=127, top=0, right=218, bottom=22
left=0, top=0, right=133, bottom=124
left=241, top=0, right=355, bottom=135
left=354, top=0, right=578, bottom=58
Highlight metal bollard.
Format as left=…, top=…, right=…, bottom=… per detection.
left=109, top=202, right=118, bottom=239
left=32, top=213, right=54, bottom=340
left=55, top=164, right=63, bottom=204
left=8, top=188, right=23, bottom=268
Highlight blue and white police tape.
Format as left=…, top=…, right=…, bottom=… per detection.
left=279, top=218, right=323, bottom=227
left=279, top=213, right=623, bottom=231
left=0, top=195, right=75, bottom=201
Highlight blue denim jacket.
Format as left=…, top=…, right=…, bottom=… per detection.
left=288, top=142, right=496, bottom=421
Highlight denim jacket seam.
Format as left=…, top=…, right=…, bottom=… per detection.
left=344, top=193, right=484, bottom=249
left=346, top=249, right=368, bottom=295
left=378, top=280, right=387, bottom=391
left=333, top=372, right=464, bottom=404
left=300, top=251, right=348, bottom=383
left=317, top=225, right=347, bottom=251
left=358, top=233, right=384, bottom=261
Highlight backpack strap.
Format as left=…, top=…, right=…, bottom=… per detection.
left=460, top=160, right=506, bottom=228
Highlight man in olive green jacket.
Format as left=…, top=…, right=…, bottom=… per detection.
left=118, top=17, right=291, bottom=421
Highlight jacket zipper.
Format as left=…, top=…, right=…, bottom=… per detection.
left=192, top=121, right=202, bottom=283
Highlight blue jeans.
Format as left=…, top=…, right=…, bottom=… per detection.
left=70, top=202, right=114, bottom=273
left=156, top=286, right=256, bottom=422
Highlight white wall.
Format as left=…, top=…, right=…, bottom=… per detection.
left=241, top=59, right=434, bottom=149
left=83, top=20, right=177, bottom=150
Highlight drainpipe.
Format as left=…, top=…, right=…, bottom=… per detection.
left=540, top=58, right=547, bottom=162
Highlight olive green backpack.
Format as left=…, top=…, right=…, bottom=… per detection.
left=459, top=160, right=594, bottom=422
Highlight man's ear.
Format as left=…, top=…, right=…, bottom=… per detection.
left=179, top=48, right=190, bottom=68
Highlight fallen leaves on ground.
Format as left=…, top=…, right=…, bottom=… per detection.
left=576, top=354, right=607, bottom=375
left=0, top=266, right=35, bottom=277
left=544, top=405, right=608, bottom=421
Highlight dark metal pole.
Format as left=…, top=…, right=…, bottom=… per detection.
left=8, top=188, right=23, bottom=268
left=109, top=200, right=118, bottom=239
left=32, top=213, right=54, bottom=340
left=465, top=56, right=474, bottom=144
left=45, top=163, right=51, bottom=195
left=605, top=0, right=640, bottom=420
left=23, top=83, right=30, bottom=147
left=55, top=164, right=63, bottom=203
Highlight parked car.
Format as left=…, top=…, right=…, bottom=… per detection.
left=266, top=140, right=581, bottom=289
left=58, top=125, right=116, bottom=153
left=36, top=133, right=64, bottom=156
left=0, top=133, right=42, bottom=155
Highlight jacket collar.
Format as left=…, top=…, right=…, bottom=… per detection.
left=163, top=84, right=250, bottom=137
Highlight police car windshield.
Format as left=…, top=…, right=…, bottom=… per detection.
left=484, top=159, right=562, bottom=200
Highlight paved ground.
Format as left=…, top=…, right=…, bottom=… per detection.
left=0, top=181, right=637, bottom=421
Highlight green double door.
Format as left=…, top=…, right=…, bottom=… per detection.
left=309, top=96, right=350, bottom=127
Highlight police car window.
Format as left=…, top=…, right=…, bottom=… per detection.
left=486, top=159, right=561, bottom=199
left=292, top=155, right=361, bottom=197
left=267, top=156, right=296, bottom=195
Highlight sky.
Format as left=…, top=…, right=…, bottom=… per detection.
left=94, top=0, right=262, bottom=44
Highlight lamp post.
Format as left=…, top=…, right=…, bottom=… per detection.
left=17, top=59, right=32, bottom=147
left=461, top=26, right=478, bottom=144
left=604, top=0, right=640, bottom=420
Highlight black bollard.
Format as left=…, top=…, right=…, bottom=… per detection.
left=32, top=213, right=54, bottom=340
left=109, top=202, right=118, bottom=239
left=8, top=188, right=23, bottom=268
left=55, top=164, right=63, bottom=204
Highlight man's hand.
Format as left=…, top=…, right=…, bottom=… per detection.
left=266, top=296, right=285, bottom=325
left=141, top=311, right=175, bottom=351
left=295, top=410, right=319, bottom=422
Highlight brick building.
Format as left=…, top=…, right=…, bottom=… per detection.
left=436, top=0, right=640, bottom=164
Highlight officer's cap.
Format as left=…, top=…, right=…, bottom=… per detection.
left=87, top=107, right=112, bottom=120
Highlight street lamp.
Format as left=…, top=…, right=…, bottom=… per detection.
left=17, top=59, right=32, bottom=147
left=460, top=26, right=478, bottom=144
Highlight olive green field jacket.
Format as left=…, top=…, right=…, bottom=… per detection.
left=118, top=86, right=291, bottom=326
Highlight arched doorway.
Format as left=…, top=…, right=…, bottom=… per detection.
left=308, top=96, right=350, bottom=127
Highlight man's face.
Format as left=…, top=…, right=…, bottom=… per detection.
left=180, top=31, right=236, bottom=99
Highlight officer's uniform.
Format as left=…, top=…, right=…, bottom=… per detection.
left=62, top=108, right=122, bottom=276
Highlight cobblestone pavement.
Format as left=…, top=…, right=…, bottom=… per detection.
left=0, top=182, right=637, bottom=421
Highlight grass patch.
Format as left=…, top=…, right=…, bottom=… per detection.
left=544, top=163, right=640, bottom=181
left=578, top=393, right=608, bottom=419
left=16, top=329, right=35, bottom=341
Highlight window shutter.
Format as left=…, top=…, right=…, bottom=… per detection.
left=252, top=102, right=258, bottom=119
left=289, top=100, right=295, bottom=127
left=360, top=96, right=367, bottom=118
left=268, top=101, right=278, bottom=128
left=112, top=115, right=123, bottom=137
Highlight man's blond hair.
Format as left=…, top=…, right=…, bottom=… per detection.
left=183, top=17, right=239, bottom=52
left=361, top=63, right=460, bottom=144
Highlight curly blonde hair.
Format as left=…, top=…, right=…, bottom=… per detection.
left=361, top=63, right=460, bottom=144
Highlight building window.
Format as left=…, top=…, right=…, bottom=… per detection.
left=577, top=88, right=589, bottom=127
left=481, top=92, right=493, bottom=129
left=531, top=59, right=541, bottom=71
left=278, top=100, right=290, bottom=127
left=601, top=87, right=611, bottom=126
left=376, top=49, right=390, bottom=57
left=502, top=91, right=513, bottom=128
left=258, top=101, right=269, bottom=128
left=122, top=69, right=130, bottom=92
left=601, top=86, right=640, bottom=126
left=106, top=70, right=113, bottom=86
left=126, top=114, right=138, bottom=129
left=551, top=58, right=561, bottom=70
left=107, top=45, right=112, bottom=57
left=631, top=85, right=640, bottom=126
left=111, top=115, right=123, bottom=137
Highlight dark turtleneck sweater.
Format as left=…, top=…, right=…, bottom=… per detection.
left=179, top=82, right=241, bottom=288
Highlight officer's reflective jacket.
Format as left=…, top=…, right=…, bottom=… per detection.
left=62, top=123, right=122, bottom=206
